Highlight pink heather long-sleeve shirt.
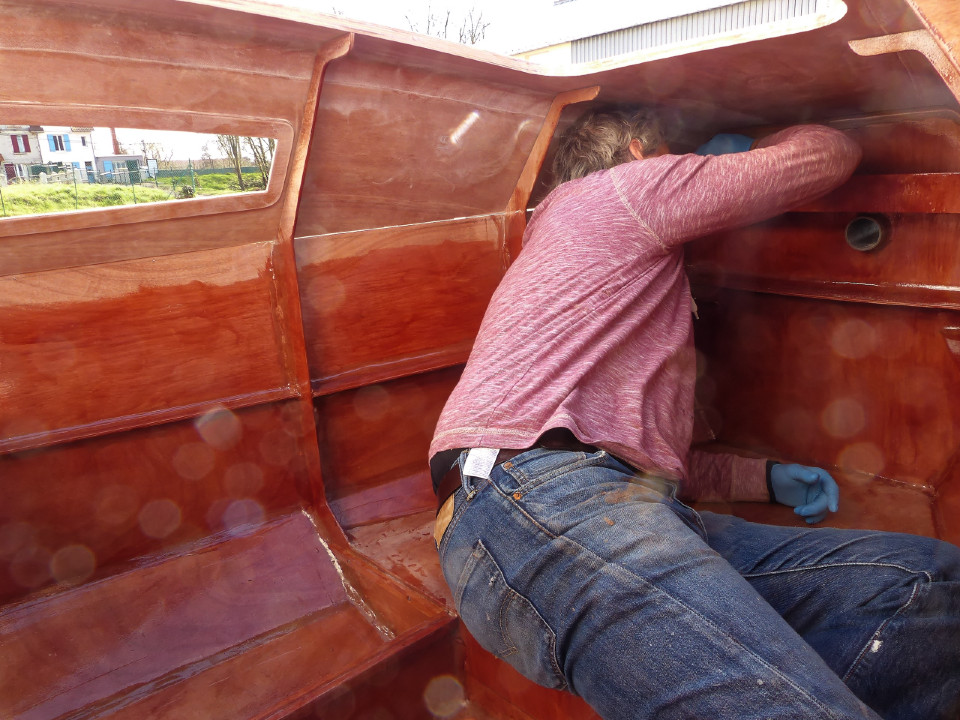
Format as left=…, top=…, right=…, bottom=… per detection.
left=430, top=125, right=861, bottom=502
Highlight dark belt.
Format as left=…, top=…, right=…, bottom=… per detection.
left=434, top=429, right=598, bottom=512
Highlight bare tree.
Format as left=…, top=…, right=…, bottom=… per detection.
left=139, top=141, right=175, bottom=170
left=406, top=4, right=490, bottom=46
left=405, top=3, right=452, bottom=39
left=458, top=8, right=489, bottom=45
left=216, top=134, right=246, bottom=191
left=244, top=136, right=275, bottom=187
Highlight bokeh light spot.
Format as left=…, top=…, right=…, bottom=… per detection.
left=173, top=442, right=216, bottom=480
left=423, top=675, right=466, bottom=718
left=838, top=442, right=885, bottom=477
left=830, top=318, right=877, bottom=360
left=139, top=499, right=182, bottom=539
left=51, top=545, right=96, bottom=585
left=0, top=522, right=36, bottom=559
left=222, top=499, right=265, bottom=533
left=195, top=406, right=242, bottom=450
left=821, top=398, right=866, bottom=439
left=95, top=484, right=139, bottom=526
left=11, top=546, right=52, bottom=589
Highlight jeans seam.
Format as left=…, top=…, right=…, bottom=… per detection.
left=840, top=573, right=927, bottom=683
left=741, top=561, right=934, bottom=580
left=506, top=450, right=606, bottom=495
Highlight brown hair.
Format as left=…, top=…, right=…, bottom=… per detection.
left=551, top=107, right=664, bottom=187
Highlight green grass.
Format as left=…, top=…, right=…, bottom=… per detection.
left=156, top=171, right=266, bottom=196
left=0, top=171, right=267, bottom=217
left=0, top=183, right=172, bottom=217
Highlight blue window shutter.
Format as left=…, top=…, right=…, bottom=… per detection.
left=48, top=134, right=57, bottom=151
left=63, top=135, right=71, bottom=151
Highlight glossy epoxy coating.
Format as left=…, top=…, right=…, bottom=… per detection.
left=2, top=0, right=960, bottom=717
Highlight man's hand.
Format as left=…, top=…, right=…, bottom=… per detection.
left=770, top=463, right=840, bottom=524
left=695, top=133, right=754, bottom=156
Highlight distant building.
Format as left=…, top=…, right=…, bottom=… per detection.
left=513, top=0, right=830, bottom=64
left=37, top=126, right=97, bottom=182
left=0, top=125, right=43, bottom=184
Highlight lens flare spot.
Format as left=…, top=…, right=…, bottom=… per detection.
left=222, top=499, right=265, bottom=533
left=195, top=406, right=242, bottom=450
left=830, top=318, right=877, bottom=359
left=821, top=398, right=866, bottom=439
left=95, top=484, right=139, bottom=526
left=139, top=499, right=182, bottom=539
left=51, top=545, right=96, bottom=585
left=423, top=675, right=466, bottom=718
left=838, top=442, right=885, bottom=476
left=173, top=442, right=216, bottom=480
left=0, top=522, right=36, bottom=559
left=11, top=546, right=52, bottom=589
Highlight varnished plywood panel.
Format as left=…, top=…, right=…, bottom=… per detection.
left=697, top=467, right=937, bottom=537
left=0, top=512, right=433, bottom=720
left=936, top=479, right=960, bottom=545
left=297, top=217, right=503, bottom=391
left=315, top=367, right=462, bottom=528
left=0, top=402, right=311, bottom=604
left=688, top=213, right=960, bottom=309
left=295, top=57, right=553, bottom=235
left=695, top=291, right=960, bottom=486
left=0, top=243, right=293, bottom=451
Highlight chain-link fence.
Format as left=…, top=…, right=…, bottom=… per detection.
left=0, top=161, right=267, bottom=218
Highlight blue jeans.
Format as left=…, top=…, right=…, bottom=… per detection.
left=437, top=448, right=960, bottom=720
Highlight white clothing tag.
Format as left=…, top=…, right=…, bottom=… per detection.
left=463, top=447, right=500, bottom=479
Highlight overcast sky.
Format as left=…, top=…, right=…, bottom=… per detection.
left=254, top=0, right=741, bottom=55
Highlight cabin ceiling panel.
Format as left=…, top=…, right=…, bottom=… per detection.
left=296, top=216, right=504, bottom=392
left=2, top=0, right=318, bottom=80
left=294, top=58, right=555, bottom=235
left=696, top=290, right=960, bottom=487
left=0, top=242, right=295, bottom=452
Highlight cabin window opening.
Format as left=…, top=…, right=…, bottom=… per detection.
left=0, top=127, right=279, bottom=220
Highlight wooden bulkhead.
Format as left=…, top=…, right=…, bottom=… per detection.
left=1, top=0, right=960, bottom=717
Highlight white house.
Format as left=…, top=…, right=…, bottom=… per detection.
left=0, top=125, right=44, bottom=184
left=37, top=126, right=97, bottom=181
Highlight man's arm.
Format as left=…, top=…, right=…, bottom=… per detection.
left=683, top=449, right=841, bottom=524
left=612, top=125, right=861, bottom=247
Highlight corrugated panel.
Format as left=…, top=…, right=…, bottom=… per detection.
left=572, top=0, right=819, bottom=63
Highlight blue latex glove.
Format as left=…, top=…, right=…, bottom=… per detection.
left=695, top=133, right=754, bottom=156
left=770, top=463, right=840, bottom=524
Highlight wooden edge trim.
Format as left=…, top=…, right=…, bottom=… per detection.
left=796, top=172, right=960, bottom=214
left=311, top=344, right=472, bottom=398
left=0, top=387, right=297, bottom=456
left=688, top=272, right=960, bottom=312
left=504, top=85, right=600, bottom=262
left=270, top=33, right=354, bottom=519
left=849, top=30, right=960, bottom=105
left=274, top=32, right=355, bottom=398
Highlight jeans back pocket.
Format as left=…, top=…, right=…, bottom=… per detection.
left=454, top=539, right=567, bottom=691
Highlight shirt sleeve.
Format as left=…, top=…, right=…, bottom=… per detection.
left=681, top=448, right=770, bottom=503
left=611, top=125, right=861, bottom=248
